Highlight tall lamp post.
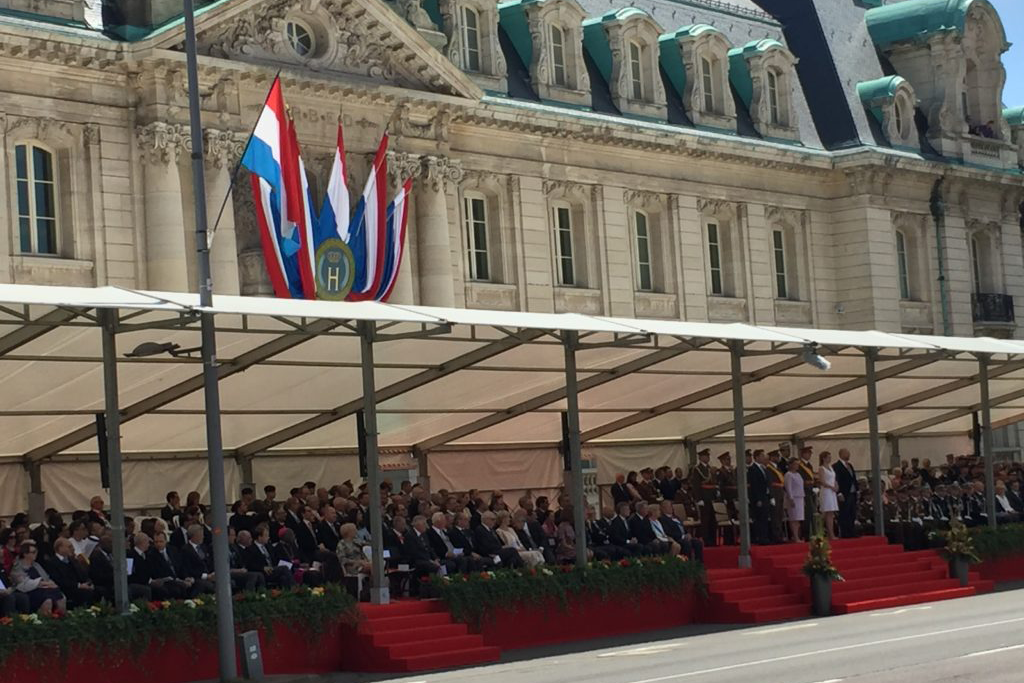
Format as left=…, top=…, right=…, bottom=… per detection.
left=183, top=0, right=237, bottom=679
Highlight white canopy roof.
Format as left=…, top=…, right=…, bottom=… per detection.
left=1, top=284, right=1021, bottom=465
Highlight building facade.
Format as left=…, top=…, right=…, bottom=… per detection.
left=1, top=0, right=1022, bottom=338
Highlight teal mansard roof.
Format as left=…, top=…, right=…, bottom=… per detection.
left=1005, top=107, right=1024, bottom=127
left=856, top=75, right=908, bottom=104
left=728, top=39, right=787, bottom=109
left=865, top=0, right=1004, bottom=49
left=582, top=8, right=655, bottom=86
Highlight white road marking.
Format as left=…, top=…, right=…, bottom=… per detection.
left=808, top=679, right=843, bottom=683
left=960, top=643, right=1024, bottom=658
left=869, top=606, right=932, bottom=617
left=599, top=644, right=684, bottom=658
left=627, top=617, right=1024, bottom=683
left=747, top=622, right=819, bottom=635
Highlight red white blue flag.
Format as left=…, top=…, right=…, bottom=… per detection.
left=373, top=177, right=412, bottom=301
left=346, top=134, right=389, bottom=301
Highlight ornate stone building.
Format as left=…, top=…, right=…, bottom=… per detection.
left=0, top=0, right=1022, bottom=342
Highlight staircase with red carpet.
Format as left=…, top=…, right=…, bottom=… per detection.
left=344, top=600, right=500, bottom=673
left=703, top=566, right=810, bottom=623
left=752, top=536, right=994, bottom=615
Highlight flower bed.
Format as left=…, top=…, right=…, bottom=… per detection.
left=431, top=556, right=703, bottom=649
left=970, top=523, right=1024, bottom=561
left=0, top=585, right=358, bottom=683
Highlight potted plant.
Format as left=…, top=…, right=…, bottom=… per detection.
left=802, top=516, right=843, bottom=617
left=936, top=520, right=980, bottom=586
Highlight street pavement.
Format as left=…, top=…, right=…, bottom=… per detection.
left=307, top=586, right=1024, bottom=683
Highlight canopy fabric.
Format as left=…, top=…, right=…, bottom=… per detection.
left=0, top=284, right=1020, bottom=480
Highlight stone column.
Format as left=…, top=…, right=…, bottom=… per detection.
left=386, top=152, right=421, bottom=304
left=415, top=155, right=462, bottom=307
left=205, top=130, right=243, bottom=295
left=138, top=122, right=189, bottom=292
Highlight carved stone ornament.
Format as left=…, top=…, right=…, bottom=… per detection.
left=765, top=205, right=805, bottom=228
left=843, top=168, right=894, bottom=196
left=5, top=116, right=76, bottom=141
left=543, top=179, right=590, bottom=200
left=400, top=0, right=436, bottom=31
left=421, top=155, right=464, bottom=192
left=82, top=124, right=100, bottom=147
left=623, top=189, right=663, bottom=210
left=697, top=198, right=738, bottom=221
left=390, top=104, right=451, bottom=143
left=204, top=129, right=248, bottom=170
left=891, top=211, right=928, bottom=232
left=137, top=122, right=190, bottom=166
left=387, top=151, right=423, bottom=187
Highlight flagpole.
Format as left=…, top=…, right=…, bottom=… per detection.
left=207, top=69, right=283, bottom=247
left=183, top=1, right=236, bottom=681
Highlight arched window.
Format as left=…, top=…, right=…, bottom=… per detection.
left=552, top=201, right=575, bottom=286
left=551, top=25, right=567, bottom=87
left=462, top=6, right=481, bottom=72
left=15, top=143, right=58, bottom=255
left=701, top=57, right=715, bottom=112
left=895, top=229, right=911, bottom=300
left=629, top=41, right=644, bottom=100
left=706, top=221, right=723, bottom=296
left=634, top=210, right=652, bottom=291
left=463, top=191, right=489, bottom=281
left=767, top=70, right=780, bottom=126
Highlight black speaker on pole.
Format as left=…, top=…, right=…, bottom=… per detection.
left=560, top=410, right=571, bottom=471
left=96, top=413, right=110, bottom=489
left=972, top=411, right=981, bottom=458
left=356, top=409, right=368, bottom=479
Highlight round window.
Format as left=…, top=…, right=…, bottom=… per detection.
left=285, top=20, right=315, bottom=58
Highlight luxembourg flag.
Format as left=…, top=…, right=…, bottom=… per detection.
left=240, top=77, right=299, bottom=298
left=316, top=123, right=350, bottom=246
left=347, top=133, right=389, bottom=301
left=373, top=178, right=412, bottom=301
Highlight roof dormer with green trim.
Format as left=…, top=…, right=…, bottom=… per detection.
left=857, top=75, right=918, bottom=149
left=657, top=24, right=735, bottom=132
left=582, top=8, right=666, bottom=120
left=727, top=38, right=798, bottom=141
left=499, top=0, right=591, bottom=107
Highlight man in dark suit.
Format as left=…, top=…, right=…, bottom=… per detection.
left=658, top=467, right=681, bottom=502
left=178, top=525, right=216, bottom=594
left=161, top=491, right=181, bottom=527
left=404, top=515, right=441, bottom=594
left=473, top=511, right=523, bottom=568
left=243, top=524, right=294, bottom=587
left=610, top=474, right=632, bottom=507
left=835, top=448, right=859, bottom=538
left=748, top=450, right=772, bottom=545
left=315, top=504, right=341, bottom=553
left=608, top=502, right=640, bottom=556
left=449, top=512, right=492, bottom=571
left=147, top=531, right=192, bottom=598
left=45, top=537, right=96, bottom=608
left=88, top=532, right=151, bottom=601
left=425, top=512, right=468, bottom=574
left=229, top=529, right=265, bottom=592
left=658, top=501, right=703, bottom=561
left=128, top=533, right=177, bottom=599
left=294, top=506, right=321, bottom=563
left=1008, top=481, right=1024, bottom=513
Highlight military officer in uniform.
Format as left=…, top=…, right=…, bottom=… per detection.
left=766, top=450, right=787, bottom=542
left=689, top=449, right=718, bottom=547
left=717, top=453, right=737, bottom=544
left=796, top=446, right=816, bottom=537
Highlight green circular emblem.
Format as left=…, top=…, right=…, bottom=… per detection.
left=314, top=238, right=355, bottom=300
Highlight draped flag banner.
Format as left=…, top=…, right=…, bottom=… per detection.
left=240, top=79, right=408, bottom=301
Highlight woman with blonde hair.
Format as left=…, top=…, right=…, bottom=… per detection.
left=495, top=511, right=545, bottom=567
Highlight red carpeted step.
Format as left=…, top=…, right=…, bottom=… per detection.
left=733, top=594, right=805, bottom=610
left=833, top=578, right=963, bottom=603
left=367, top=623, right=471, bottom=646
left=706, top=567, right=755, bottom=580
left=836, top=559, right=935, bottom=581
left=708, top=575, right=771, bottom=591
left=382, top=635, right=491, bottom=658
left=359, top=600, right=446, bottom=619
left=359, top=612, right=454, bottom=634
left=834, top=587, right=976, bottom=614
left=393, top=646, right=501, bottom=672
left=709, top=584, right=784, bottom=600
left=832, top=567, right=948, bottom=592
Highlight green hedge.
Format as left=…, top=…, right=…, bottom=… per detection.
left=0, top=584, right=357, bottom=667
left=970, top=523, right=1024, bottom=560
left=431, top=556, right=705, bottom=627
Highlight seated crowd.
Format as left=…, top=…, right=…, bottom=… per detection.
left=0, top=479, right=705, bottom=615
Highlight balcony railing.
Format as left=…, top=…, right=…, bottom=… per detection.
left=972, top=293, right=1015, bottom=324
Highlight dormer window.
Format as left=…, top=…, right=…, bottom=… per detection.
left=505, top=0, right=590, bottom=107
left=462, top=7, right=481, bottom=72
left=857, top=75, right=917, bottom=148
left=629, top=41, right=644, bottom=100
left=767, top=69, right=780, bottom=125
left=583, top=8, right=666, bottom=119
left=728, top=39, right=798, bottom=139
left=661, top=25, right=736, bottom=131
left=440, top=0, right=507, bottom=91
left=551, top=25, right=567, bottom=87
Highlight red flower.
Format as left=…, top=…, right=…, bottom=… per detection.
left=0, top=617, right=11, bottom=626
left=560, top=565, right=573, bottom=573
left=619, top=559, right=631, bottom=568
left=147, top=602, right=160, bottom=612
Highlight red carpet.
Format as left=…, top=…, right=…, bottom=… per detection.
left=703, top=536, right=994, bottom=622
left=342, top=600, right=500, bottom=672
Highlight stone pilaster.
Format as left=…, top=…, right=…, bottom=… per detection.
left=138, top=122, right=189, bottom=292
left=205, top=129, right=244, bottom=295
left=415, top=154, right=462, bottom=307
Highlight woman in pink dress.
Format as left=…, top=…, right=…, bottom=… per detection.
left=784, top=458, right=805, bottom=542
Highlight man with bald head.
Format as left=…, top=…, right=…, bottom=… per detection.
left=835, top=448, right=858, bottom=537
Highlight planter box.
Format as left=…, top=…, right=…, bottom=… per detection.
left=977, top=554, right=1024, bottom=583
left=471, top=588, right=696, bottom=651
left=0, top=622, right=346, bottom=683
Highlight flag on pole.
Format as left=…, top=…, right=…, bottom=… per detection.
left=284, top=116, right=317, bottom=299
left=317, top=123, right=350, bottom=246
left=239, top=77, right=300, bottom=298
left=347, top=133, right=389, bottom=301
left=374, top=177, right=412, bottom=302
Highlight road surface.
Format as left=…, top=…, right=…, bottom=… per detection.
left=320, top=586, right=1024, bottom=683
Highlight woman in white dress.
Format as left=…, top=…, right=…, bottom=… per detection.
left=783, top=458, right=805, bottom=543
left=817, top=451, right=839, bottom=540
left=495, top=511, right=545, bottom=567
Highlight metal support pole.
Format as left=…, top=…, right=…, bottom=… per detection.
left=26, top=462, right=44, bottom=524
left=359, top=320, right=388, bottom=603
left=685, top=439, right=697, bottom=469
left=887, top=435, right=901, bottom=471
left=184, top=1, right=236, bottom=678
left=99, top=309, right=130, bottom=615
left=730, top=341, right=751, bottom=568
left=415, top=447, right=430, bottom=493
left=563, top=331, right=588, bottom=568
left=978, top=355, right=997, bottom=529
left=238, top=456, right=255, bottom=494
left=865, top=350, right=884, bottom=538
